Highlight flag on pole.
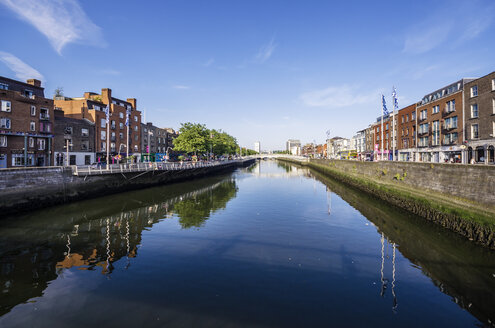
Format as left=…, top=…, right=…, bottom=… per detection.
left=382, top=95, right=389, bottom=116
left=105, top=104, right=110, bottom=124
left=125, top=108, right=130, bottom=126
left=392, top=87, right=398, bottom=110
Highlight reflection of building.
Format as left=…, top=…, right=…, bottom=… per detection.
left=254, top=141, right=261, bottom=153
left=54, top=109, right=96, bottom=165
left=464, top=71, right=495, bottom=164
left=0, top=76, right=55, bottom=168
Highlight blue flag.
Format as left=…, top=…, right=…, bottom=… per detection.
left=392, top=87, right=398, bottom=110
left=105, top=105, right=110, bottom=124
left=382, top=95, right=389, bottom=116
left=125, top=109, right=130, bottom=127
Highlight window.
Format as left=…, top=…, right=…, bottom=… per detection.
left=31, top=105, right=36, bottom=116
left=85, top=155, right=91, bottom=165
left=420, top=109, right=427, bottom=120
left=30, top=121, right=36, bottom=131
left=493, top=98, right=495, bottom=114
left=412, top=111, right=416, bottom=120
left=0, top=83, right=8, bottom=90
left=0, top=118, right=11, bottom=129
left=119, top=132, right=123, bottom=139
left=111, top=142, right=116, bottom=152
left=119, top=122, right=124, bottom=129
left=432, top=105, right=439, bottom=114
left=471, top=104, right=478, bottom=118
left=134, top=116, right=138, bottom=122
left=111, top=132, right=116, bottom=141
left=111, top=120, right=116, bottom=129
left=134, top=134, right=138, bottom=141
left=1, top=100, right=11, bottom=112
left=446, top=100, right=455, bottom=113
left=101, top=141, right=106, bottom=151
left=24, top=89, right=34, bottom=98
left=40, top=108, right=49, bottom=120
left=40, top=122, right=51, bottom=133
left=100, top=118, right=106, bottom=128
left=64, top=126, right=73, bottom=134
left=406, top=114, right=409, bottom=122
left=101, top=130, right=106, bottom=140
left=119, top=112, right=124, bottom=119
left=81, top=140, right=89, bottom=151
left=472, top=124, right=479, bottom=139
left=127, top=104, right=131, bottom=110
left=492, top=79, right=495, bottom=91
left=37, top=138, right=46, bottom=150
left=134, top=145, right=138, bottom=151
left=471, top=85, right=478, bottom=97
left=81, top=128, right=89, bottom=137
left=443, top=132, right=458, bottom=144
left=432, top=120, right=440, bottom=146
left=444, top=116, right=458, bottom=129
left=134, top=125, right=138, bottom=131
left=12, top=154, right=25, bottom=166
left=69, top=155, right=76, bottom=165
left=401, top=116, right=404, bottom=123
left=418, top=136, right=429, bottom=147
left=0, top=135, right=6, bottom=147
left=419, top=123, right=429, bottom=134
left=29, top=137, right=34, bottom=148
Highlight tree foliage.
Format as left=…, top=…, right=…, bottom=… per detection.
left=173, top=123, right=239, bottom=155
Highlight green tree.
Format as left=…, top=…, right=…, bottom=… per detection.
left=209, top=129, right=238, bottom=155
left=173, top=123, right=210, bottom=155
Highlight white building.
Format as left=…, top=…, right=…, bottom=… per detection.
left=286, top=139, right=301, bottom=152
left=254, top=141, right=261, bottom=153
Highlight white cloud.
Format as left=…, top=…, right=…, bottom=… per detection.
left=402, top=0, right=494, bottom=54
left=255, top=38, right=277, bottom=63
left=172, top=85, right=190, bottom=90
left=0, top=51, right=44, bottom=81
left=300, top=85, right=380, bottom=108
left=0, top=0, right=105, bottom=54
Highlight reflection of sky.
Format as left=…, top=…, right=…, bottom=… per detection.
left=0, top=161, right=486, bottom=328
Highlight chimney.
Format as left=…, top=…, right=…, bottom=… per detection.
left=101, top=88, right=112, bottom=105
left=127, top=98, right=137, bottom=109
left=27, top=79, right=41, bottom=87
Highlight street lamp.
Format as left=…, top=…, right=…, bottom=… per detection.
left=64, top=138, right=73, bottom=166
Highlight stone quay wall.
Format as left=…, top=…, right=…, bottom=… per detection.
left=0, top=159, right=255, bottom=215
left=311, top=159, right=495, bottom=207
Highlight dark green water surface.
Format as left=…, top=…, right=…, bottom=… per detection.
left=1, top=161, right=495, bottom=327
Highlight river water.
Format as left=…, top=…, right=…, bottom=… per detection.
left=1, top=160, right=494, bottom=327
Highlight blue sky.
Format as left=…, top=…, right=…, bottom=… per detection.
left=0, top=0, right=494, bottom=150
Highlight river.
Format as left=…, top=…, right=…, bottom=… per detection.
left=0, top=160, right=494, bottom=327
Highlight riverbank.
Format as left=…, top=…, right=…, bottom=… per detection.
left=0, top=158, right=255, bottom=215
left=278, top=157, right=495, bottom=249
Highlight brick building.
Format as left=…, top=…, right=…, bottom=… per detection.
left=372, top=112, right=397, bottom=160
left=416, top=79, right=473, bottom=163
left=464, top=71, right=495, bottom=164
left=364, top=124, right=375, bottom=160
left=397, top=104, right=417, bottom=161
left=53, top=109, right=96, bottom=166
left=141, top=122, right=170, bottom=161
left=0, top=76, right=54, bottom=168
left=55, top=88, right=142, bottom=163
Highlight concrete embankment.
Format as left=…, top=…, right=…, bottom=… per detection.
left=0, top=159, right=255, bottom=215
left=279, top=157, right=495, bottom=249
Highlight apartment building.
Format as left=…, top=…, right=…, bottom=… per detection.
left=364, top=125, right=375, bottom=160
left=0, top=76, right=54, bottom=168
left=397, top=104, right=417, bottom=161
left=464, top=71, right=495, bottom=164
left=416, top=79, right=474, bottom=163
left=55, top=88, right=142, bottom=163
left=53, top=108, right=95, bottom=166
left=373, top=112, right=397, bottom=160
left=141, top=122, right=170, bottom=161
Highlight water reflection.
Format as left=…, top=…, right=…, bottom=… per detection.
left=0, top=175, right=237, bottom=316
left=309, top=167, right=495, bottom=326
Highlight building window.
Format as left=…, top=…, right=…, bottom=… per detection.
left=69, top=155, right=76, bottom=165
left=420, top=109, right=427, bottom=120
left=40, top=122, right=51, bottom=133
left=493, top=98, right=495, bottom=114
left=101, top=141, right=106, bottom=151
left=134, top=125, right=138, bottom=131
left=119, top=132, right=123, bottom=139
left=111, top=132, right=116, bottom=141
left=81, top=141, right=89, bottom=151
left=24, top=89, right=34, bottom=98
left=444, top=116, right=458, bottom=129
left=111, top=120, right=116, bottom=129
left=29, top=137, right=34, bottom=148
left=134, top=116, right=138, bottom=122
left=134, top=134, right=138, bottom=141
left=101, top=130, right=106, bottom=140
left=0, top=118, right=11, bottom=129
left=0, top=135, right=6, bottom=147
left=1, top=100, right=11, bottom=112
left=0, top=83, right=8, bottom=90
left=37, top=138, right=46, bottom=150
left=31, top=105, right=36, bottom=116
left=85, top=155, right=91, bottom=165
left=101, top=118, right=106, bottom=128
left=119, top=112, right=124, bottom=119
left=81, top=128, right=89, bottom=137
left=12, top=154, right=25, bottom=166
left=30, top=121, right=36, bottom=131
left=446, top=100, right=455, bottom=113
left=432, top=105, right=439, bottom=114
left=432, top=120, right=440, bottom=146
left=443, top=132, right=458, bottom=145
left=65, top=126, right=73, bottom=134
left=119, top=122, right=124, bottom=129
left=40, top=108, right=49, bottom=120
left=134, top=145, right=138, bottom=151
left=471, top=124, right=479, bottom=139
left=492, top=79, right=495, bottom=91
left=470, top=85, right=478, bottom=97
left=419, top=123, right=429, bottom=134
left=412, top=111, right=416, bottom=120
left=471, top=104, right=478, bottom=118
left=418, top=136, right=429, bottom=147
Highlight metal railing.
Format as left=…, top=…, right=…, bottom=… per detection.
left=71, top=159, right=241, bottom=176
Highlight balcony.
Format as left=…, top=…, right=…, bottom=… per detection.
left=39, top=113, right=50, bottom=121
left=443, top=124, right=457, bottom=131
left=443, top=109, right=455, bottom=117
left=418, top=116, right=427, bottom=122
left=443, top=139, right=457, bottom=146
left=417, top=130, right=429, bottom=136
